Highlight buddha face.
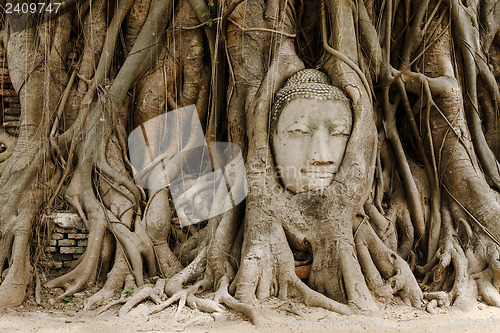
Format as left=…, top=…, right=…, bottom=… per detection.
left=272, top=98, right=352, bottom=193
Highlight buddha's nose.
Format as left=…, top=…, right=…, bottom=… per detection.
left=309, top=129, right=334, bottom=165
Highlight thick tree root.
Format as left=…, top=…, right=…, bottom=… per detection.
left=118, top=280, right=164, bottom=316
left=214, top=275, right=261, bottom=327
left=474, top=268, right=500, bottom=307
left=354, top=220, right=423, bottom=308
left=84, top=250, right=134, bottom=311
left=416, top=207, right=477, bottom=311
left=0, top=156, right=57, bottom=309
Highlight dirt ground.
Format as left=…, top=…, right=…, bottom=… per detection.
left=2, top=293, right=500, bottom=333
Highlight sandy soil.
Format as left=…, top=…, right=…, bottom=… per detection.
left=2, top=295, right=500, bottom=333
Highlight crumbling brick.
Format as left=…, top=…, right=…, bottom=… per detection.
left=68, top=233, right=88, bottom=239
left=51, top=253, right=74, bottom=261
left=60, top=247, right=85, bottom=254
left=46, top=247, right=58, bottom=253
left=58, top=239, right=76, bottom=246
left=51, top=233, right=64, bottom=240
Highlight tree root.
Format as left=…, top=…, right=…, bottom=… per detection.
left=84, top=250, right=134, bottom=311
left=472, top=243, right=500, bottom=307
left=118, top=280, right=164, bottom=317
left=214, top=275, right=261, bottom=327
left=355, top=220, right=423, bottom=308
left=416, top=206, right=476, bottom=311
left=474, top=267, right=500, bottom=307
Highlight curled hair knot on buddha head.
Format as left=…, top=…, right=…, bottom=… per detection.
left=271, top=69, right=350, bottom=130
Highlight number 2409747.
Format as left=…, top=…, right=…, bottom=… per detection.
left=5, top=2, right=62, bottom=14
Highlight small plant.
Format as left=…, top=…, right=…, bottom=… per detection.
left=61, top=295, right=74, bottom=303
left=164, top=273, right=171, bottom=278
left=123, top=289, right=134, bottom=297
left=419, top=284, right=430, bottom=291
left=201, top=12, right=213, bottom=28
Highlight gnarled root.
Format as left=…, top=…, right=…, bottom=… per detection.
left=355, top=219, right=423, bottom=308
left=84, top=248, right=134, bottom=311
left=231, top=206, right=357, bottom=316
left=45, top=100, right=148, bottom=298
left=0, top=153, right=58, bottom=309
left=473, top=243, right=500, bottom=307
left=148, top=247, right=224, bottom=319
left=416, top=206, right=476, bottom=311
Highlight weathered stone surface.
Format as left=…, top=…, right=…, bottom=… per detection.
left=77, top=239, right=88, bottom=247
left=49, top=239, right=58, bottom=246
left=48, top=212, right=85, bottom=230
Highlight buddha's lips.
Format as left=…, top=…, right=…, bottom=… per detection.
left=300, top=168, right=334, bottom=179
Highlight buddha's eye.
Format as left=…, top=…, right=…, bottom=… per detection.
left=0, top=143, right=6, bottom=153
left=330, top=126, right=350, bottom=136
left=287, top=123, right=310, bottom=135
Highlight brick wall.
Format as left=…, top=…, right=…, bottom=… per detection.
left=0, top=46, right=20, bottom=136
left=44, top=213, right=89, bottom=269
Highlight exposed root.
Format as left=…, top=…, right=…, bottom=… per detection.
left=118, top=280, right=164, bottom=317
left=214, top=275, right=261, bottom=327
left=150, top=279, right=208, bottom=316
left=474, top=267, right=500, bottom=307
left=355, top=220, right=423, bottom=308
left=416, top=206, right=476, bottom=310
left=84, top=250, right=134, bottom=311
left=424, top=291, right=451, bottom=308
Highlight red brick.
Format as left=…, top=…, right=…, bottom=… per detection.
left=3, top=96, right=19, bottom=103
left=0, top=76, right=11, bottom=84
left=51, top=233, right=64, bottom=240
left=0, top=89, right=16, bottom=96
left=68, top=233, right=87, bottom=239
left=46, top=247, right=58, bottom=253
left=3, top=107, right=21, bottom=114
left=60, top=247, right=85, bottom=254
left=54, top=227, right=78, bottom=233
left=58, top=239, right=76, bottom=246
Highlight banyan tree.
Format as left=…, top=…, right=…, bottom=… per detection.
left=0, top=0, right=499, bottom=325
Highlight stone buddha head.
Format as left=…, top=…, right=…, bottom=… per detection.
left=271, top=69, right=352, bottom=193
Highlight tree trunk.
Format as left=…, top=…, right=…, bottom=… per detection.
left=0, top=0, right=499, bottom=323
